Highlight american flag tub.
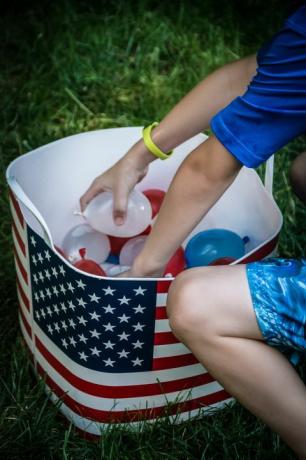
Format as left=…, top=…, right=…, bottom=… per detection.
left=6, top=127, right=283, bottom=436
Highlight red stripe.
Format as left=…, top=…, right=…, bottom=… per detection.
left=152, top=353, right=198, bottom=370
left=12, top=220, right=26, bottom=256
left=35, top=335, right=213, bottom=398
left=154, top=331, right=179, bottom=345
left=19, top=305, right=32, bottom=339
left=155, top=307, right=168, bottom=320
left=13, top=244, right=28, bottom=285
left=36, top=362, right=230, bottom=423
left=17, top=277, right=30, bottom=311
left=239, top=235, right=279, bottom=264
left=156, top=280, right=172, bottom=293
left=8, top=188, right=25, bottom=228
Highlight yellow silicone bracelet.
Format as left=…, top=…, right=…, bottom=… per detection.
left=142, top=122, right=173, bottom=160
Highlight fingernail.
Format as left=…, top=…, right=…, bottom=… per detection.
left=115, top=217, right=124, bottom=225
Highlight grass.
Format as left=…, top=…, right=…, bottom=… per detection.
left=1, top=1, right=305, bottom=459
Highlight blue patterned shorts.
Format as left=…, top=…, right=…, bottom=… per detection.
left=246, top=258, right=306, bottom=366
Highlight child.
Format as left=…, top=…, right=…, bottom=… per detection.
left=80, top=4, right=306, bottom=458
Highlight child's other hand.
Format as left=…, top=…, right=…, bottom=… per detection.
left=79, top=153, right=149, bottom=226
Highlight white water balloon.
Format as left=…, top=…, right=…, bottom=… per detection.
left=62, top=224, right=110, bottom=264
left=119, top=235, right=147, bottom=266
left=82, top=190, right=152, bottom=237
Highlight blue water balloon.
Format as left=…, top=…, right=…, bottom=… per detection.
left=185, top=229, right=248, bottom=268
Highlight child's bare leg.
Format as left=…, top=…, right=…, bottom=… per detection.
left=166, top=265, right=306, bottom=459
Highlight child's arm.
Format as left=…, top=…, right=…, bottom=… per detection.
left=80, top=55, right=256, bottom=218
left=122, top=135, right=240, bottom=278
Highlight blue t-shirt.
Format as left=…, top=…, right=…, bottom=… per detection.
left=210, top=4, right=306, bottom=168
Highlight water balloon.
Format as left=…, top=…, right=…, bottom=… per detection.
left=119, top=235, right=147, bottom=266
left=62, top=224, right=110, bottom=264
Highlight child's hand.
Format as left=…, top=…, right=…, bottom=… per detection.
left=79, top=147, right=153, bottom=225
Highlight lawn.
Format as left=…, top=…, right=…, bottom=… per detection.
left=1, top=1, right=305, bottom=459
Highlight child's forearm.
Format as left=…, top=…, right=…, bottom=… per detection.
left=133, top=136, right=241, bottom=276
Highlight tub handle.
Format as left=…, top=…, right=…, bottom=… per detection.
left=7, top=175, right=54, bottom=249
left=264, top=155, right=274, bottom=196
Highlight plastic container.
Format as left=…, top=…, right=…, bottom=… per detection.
left=6, top=127, right=282, bottom=436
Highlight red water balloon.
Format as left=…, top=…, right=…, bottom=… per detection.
left=54, top=245, right=67, bottom=258
left=209, top=257, right=236, bottom=266
left=73, top=248, right=106, bottom=276
left=163, top=246, right=186, bottom=277
left=143, top=189, right=166, bottom=218
left=109, top=235, right=131, bottom=255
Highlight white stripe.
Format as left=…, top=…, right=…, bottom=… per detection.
left=34, top=323, right=207, bottom=386
left=36, top=347, right=223, bottom=411
left=14, top=254, right=29, bottom=298
left=19, top=312, right=34, bottom=353
left=9, top=197, right=25, bottom=242
left=17, top=284, right=31, bottom=326
left=153, top=342, right=191, bottom=358
left=46, top=387, right=233, bottom=435
left=12, top=227, right=27, bottom=268
left=156, top=293, right=167, bottom=307
left=155, top=319, right=170, bottom=333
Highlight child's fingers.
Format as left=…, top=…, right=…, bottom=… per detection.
left=112, top=182, right=131, bottom=225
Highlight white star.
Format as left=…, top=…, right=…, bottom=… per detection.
left=118, top=295, right=130, bottom=305
left=69, top=336, right=77, bottom=347
left=39, top=290, right=45, bottom=300
left=90, top=329, right=101, bottom=339
left=40, top=309, right=46, bottom=319
left=44, top=250, right=51, bottom=261
left=60, top=302, right=67, bottom=313
left=103, top=286, right=116, bottom=296
left=51, top=267, right=58, bottom=277
left=133, top=304, right=145, bottom=314
left=133, top=286, right=147, bottom=296
left=59, top=265, right=66, bottom=276
left=103, top=340, right=115, bottom=349
left=67, top=282, right=75, bottom=293
left=46, top=306, right=52, bottom=316
left=103, top=358, right=115, bottom=367
left=32, top=255, right=38, bottom=266
left=90, top=346, right=101, bottom=356
left=68, top=300, right=76, bottom=311
left=118, top=313, right=130, bottom=323
left=45, top=288, right=52, bottom=298
left=30, top=236, right=37, bottom=247
left=44, top=269, right=51, bottom=280
left=47, top=324, right=53, bottom=334
left=35, top=310, right=40, bottom=320
left=69, top=318, right=76, bottom=329
left=59, top=284, right=67, bottom=295
left=132, top=340, right=144, bottom=349
left=77, top=297, right=87, bottom=308
left=61, top=338, right=68, bottom=349
left=76, top=279, right=86, bottom=290
left=117, top=349, right=130, bottom=358
left=53, top=304, right=60, bottom=315
left=118, top=331, right=130, bottom=341
left=52, top=285, right=59, bottom=296
left=103, top=322, right=115, bottom=332
left=78, top=315, right=88, bottom=326
left=78, top=333, right=88, bottom=344
left=79, top=351, right=88, bottom=361
left=132, top=357, right=143, bottom=366
left=54, top=322, right=60, bottom=333
left=33, top=273, right=38, bottom=284
left=89, top=293, right=101, bottom=303
left=34, top=292, right=39, bottom=302
left=103, top=304, right=115, bottom=314
left=38, top=271, right=44, bottom=281
left=89, top=311, right=101, bottom=321
left=61, top=320, right=68, bottom=331
left=37, top=253, right=43, bottom=263
left=133, top=322, right=145, bottom=332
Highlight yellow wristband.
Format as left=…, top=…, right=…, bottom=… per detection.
left=142, top=122, right=173, bottom=160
